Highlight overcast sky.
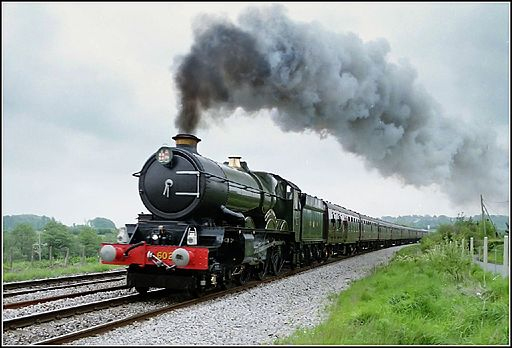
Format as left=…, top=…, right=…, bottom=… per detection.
left=2, top=2, right=510, bottom=228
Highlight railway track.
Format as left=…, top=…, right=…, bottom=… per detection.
left=30, top=273, right=298, bottom=345
left=3, top=285, right=129, bottom=309
left=3, top=276, right=126, bottom=298
left=3, top=246, right=389, bottom=345
left=2, top=286, right=188, bottom=346
left=32, top=286, right=253, bottom=345
left=3, top=289, right=170, bottom=330
left=3, top=269, right=126, bottom=293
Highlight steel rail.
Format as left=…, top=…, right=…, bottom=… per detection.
left=3, top=277, right=126, bottom=298
left=3, top=285, right=129, bottom=309
left=3, top=269, right=126, bottom=291
left=2, top=289, right=167, bottom=330
left=32, top=276, right=283, bottom=345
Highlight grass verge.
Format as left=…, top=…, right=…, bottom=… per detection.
left=277, top=244, right=509, bottom=345
left=3, top=258, right=124, bottom=282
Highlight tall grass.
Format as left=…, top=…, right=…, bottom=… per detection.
left=278, top=244, right=509, bottom=345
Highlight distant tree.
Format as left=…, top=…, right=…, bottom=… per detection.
left=69, top=224, right=88, bottom=235
left=88, top=217, right=116, bottom=230
left=4, top=228, right=26, bottom=261
left=42, top=221, right=75, bottom=258
left=5, top=223, right=37, bottom=261
left=3, top=214, right=53, bottom=232
left=99, top=231, right=118, bottom=244
left=477, top=219, right=497, bottom=238
left=77, top=226, right=102, bottom=257
left=94, top=228, right=111, bottom=235
left=379, top=214, right=509, bottom=231
left=421, top=217, right=500, bottom=252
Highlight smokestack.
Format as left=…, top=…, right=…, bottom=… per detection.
left=172, top=133, right=201, bottom=153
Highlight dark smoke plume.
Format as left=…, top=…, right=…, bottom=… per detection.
left=173, top=5, right=509, bottom=206
left=174, top=18, right=270, bottom=132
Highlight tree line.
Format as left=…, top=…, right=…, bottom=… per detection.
left=421, top=216, right=501, bottom=251
left=381, top=214, right=509, bottom=232
left=3, top=220, right=117, bottom=262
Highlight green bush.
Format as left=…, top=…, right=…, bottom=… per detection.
left=424, top=242, right=473, bottom=282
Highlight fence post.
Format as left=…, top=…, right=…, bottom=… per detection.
left=9, top=247, right=13, bottom=270
left=504, top=236, right=509, bottom=276
left=81, top=245, right=86, bottom=265
left=483, top=237, right=488, bottom=266
left=461, top=238, right=465, bottom=256
left=64, top=247, right=69, bottom=266
left=470, top=237, right=474, bottom=259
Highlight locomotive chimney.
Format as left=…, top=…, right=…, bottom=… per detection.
left=172, top=133, right=201, bottom=153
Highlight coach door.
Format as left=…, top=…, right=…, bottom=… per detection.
left=292, top=190, right=302, bottom=242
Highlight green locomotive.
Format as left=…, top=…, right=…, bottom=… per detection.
left=99, top=134, right=428, bottom=294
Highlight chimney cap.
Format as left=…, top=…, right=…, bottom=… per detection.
left=172, top=133, right=201, bottom=153
left=172, top=133, right=201, bottom=143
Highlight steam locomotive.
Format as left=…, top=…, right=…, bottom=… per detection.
left=99, top=134, right=428, bottom=294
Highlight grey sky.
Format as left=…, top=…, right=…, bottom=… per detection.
left=2, top=2, right=510, bottom=228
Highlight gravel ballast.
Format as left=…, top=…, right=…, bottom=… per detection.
left=3, top=285, right=132, bottom=321
left=70, top=245, right=410, bottom=346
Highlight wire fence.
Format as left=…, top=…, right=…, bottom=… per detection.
left=4, top=245, right=101, bottom=270
left=466, top=236, right=509, bottom=278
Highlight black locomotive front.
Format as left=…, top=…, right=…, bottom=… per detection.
left=99, top=134, right=294, bottom=293
left=137, top=133, right=278, bottom=225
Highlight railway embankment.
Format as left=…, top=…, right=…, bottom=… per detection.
left=279, top=243, right=509, bottom=345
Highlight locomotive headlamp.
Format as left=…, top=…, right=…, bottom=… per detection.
left=117, top=227, right=129, bottom=244
left=156, top=146, right=173, bottom=166
left=186, top=226, right=198, bottom=246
